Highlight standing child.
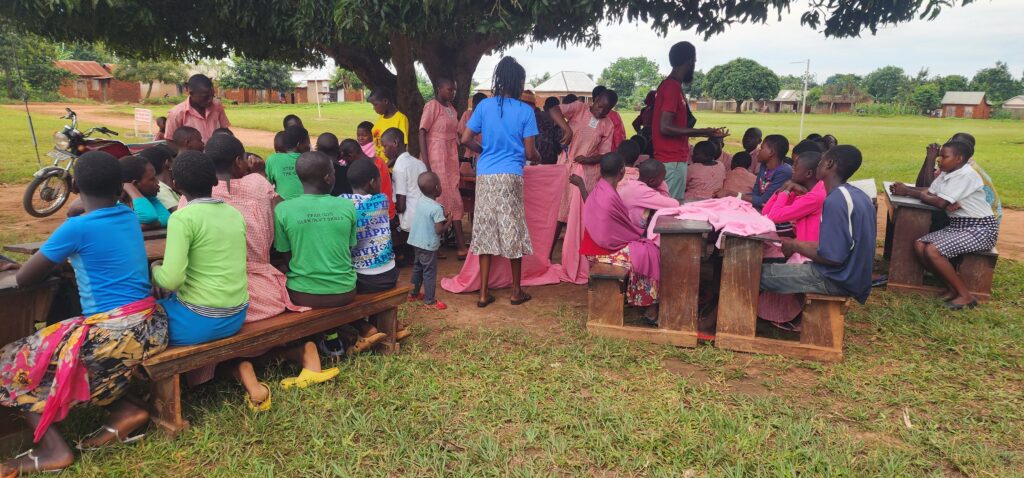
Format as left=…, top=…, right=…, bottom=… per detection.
left=341, top=139, right=395, bottom=219
left=265, top=125, right=311, bottom=200
left=714, top=151, right=757, bottom=198
left=388, top=128, right=428, bottom=263
left=316, top=132, right=352, bottom=196
left=741, top=127, right=763, bottom=173
left=408, top=171, right=451, bottom=309
left=356, top=121, right=378, bottom=160
left=891, top=140, right=998, bottom=309
left=155, top=116, right=167, bottom=141
left=138, top=144, right=180, bottom=212
left=119, top=155, right=170, bottom=229
left=684, top=141, right=726, bottom=201
left=152, top=151, right=249, bottom=346
left=368, top=87, right=409, bottom=160
left=749, top=134, right=792, bottom=209
left=419, top=78, right=467, bottom=258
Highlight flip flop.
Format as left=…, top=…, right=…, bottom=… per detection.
left=344, top=332, right=388, bottom=356
left=396, top=329, right=412, bottom=341
left=944, top=299, right=978, bottom=311
left=9, top=449, right=66, bottom=474
left=477, top=295, right=496, bottom=308
left=245, top=382, right=272, bottom=413
left=281, top=367, right=340, bottom=389
left=76, top=425, right=146, bottom=451
left=510, top=293, right=532, bottom=306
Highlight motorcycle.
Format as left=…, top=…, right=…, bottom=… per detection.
left=23, top=108, right=164, bottom=217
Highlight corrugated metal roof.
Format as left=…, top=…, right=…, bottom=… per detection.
left=1002, top=95, right=1024, bottom=108
left=772, top=89, right=802, bottom=102
left=532, top=71, right=597, bottom=94
left=941, top=91, right=986, bottom=105
left=54, top=60, right=112, bottom=79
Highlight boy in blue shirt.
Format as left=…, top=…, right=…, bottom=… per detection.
left=407, top=171, right=451, bottom=310
left=760, top=145, right=876, bottom=304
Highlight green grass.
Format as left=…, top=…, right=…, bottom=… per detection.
left=0, top=109, right=73, bottom=183
left=42, top=260, right=1023, bottom=476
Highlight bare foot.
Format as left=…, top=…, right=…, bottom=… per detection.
left=78, top=400, right=149, bottom=449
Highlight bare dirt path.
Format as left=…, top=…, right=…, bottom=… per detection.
left=3, top=103, right=276, bottom=150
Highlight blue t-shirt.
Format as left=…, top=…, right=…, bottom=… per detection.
left=814, top=184, right=876, bottom=304
left=339, top=193, right=395, bottom=274
left=132, top=196, right=170, bottom=227
left=408, top=197, right=446, bottom=251
left=466, top=97, right=539, bottom=176
left=40, top=204, right=151, bottom=315
left=752, top=163, right=793, bottom=209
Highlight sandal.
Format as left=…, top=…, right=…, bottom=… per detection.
left=76, top=425, right=146, bottom=451
left=396, top=329, right=412, bottom=341
left=10, top=449, right=67, bottom=474
left=280, top=367, right=340, bottom=389
left=245, top=382, right=272, bottom=413
left=476, top=295, right=495, bottom=308
left=510, top=293, right=532, bottom=306
left=345, top=332, right=387, bottom=356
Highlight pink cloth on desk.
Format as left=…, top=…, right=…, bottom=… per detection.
left=618, top=179, right=679, bottom=229
left=441, top=164, right=587, bottom=293
left=646, top=196, right=776, bottom=248
left=583, top=179, right=661, bottom=281
left=762, top=181, right=826, bottom=242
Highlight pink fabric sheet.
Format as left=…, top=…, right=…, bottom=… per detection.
left=646, top=197, right=777, bottom=248
left=441, top=164, right=588, bottom=293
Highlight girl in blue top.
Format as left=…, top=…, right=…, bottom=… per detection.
left=461, top=57, right=558, bottom=308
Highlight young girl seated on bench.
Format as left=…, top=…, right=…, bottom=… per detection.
left=1, top=152, right=168, bottom=475
left=890, top=140, right=998, bottom=310
left=119, top=155, right=170, bottom=229
left=152, top=151, right=249, bottom=346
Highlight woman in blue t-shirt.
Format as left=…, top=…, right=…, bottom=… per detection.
left=461, top=57, right=561, bottom=308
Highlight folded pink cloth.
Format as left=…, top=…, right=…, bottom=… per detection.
left=646, top=196, right=777, bottom=248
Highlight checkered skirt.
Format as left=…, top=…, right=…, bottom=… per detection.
left=470, top=174, right=533, bottom=259
left=919, top=216, right=999, bottom=258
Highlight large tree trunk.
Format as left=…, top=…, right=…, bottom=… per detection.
left=145, top=81, right=153, bottom=99
left=388, top=34, right=425, bottom=156
left=417, top=35, right=499, bottom=115
left=735, top=100, right=742, bottom=114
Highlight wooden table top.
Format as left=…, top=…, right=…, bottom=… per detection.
left=884, top=181, right=940, bottom=212
left=3, top=239, right=165, bottom=262
left=653, top=217, right=714, bottom=235
left=4, top=229, right=166, bottom=256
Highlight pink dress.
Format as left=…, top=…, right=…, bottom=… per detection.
left=558, top=102, right=614, bottom=221
left=457, top=110, right=480, bottom=162
left=717, top=168, right=756, bottom=198
left=684, top=161, right=726, bottom=201
left=618, top=179, right=679, bottom=229
left=420, top=99, right=464, bottom=220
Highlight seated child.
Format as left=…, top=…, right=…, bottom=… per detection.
left=762, top=151, right=826, bottom=240
left=171, top=126, right=204, bottom=153
left=710, top=136, right=732, bottom=170
left=119, top=155, right=170, bottom=229
left=760, top=145, right=876, bottom=305
left=316, top=132, right=352, bottom=196
left=749, top=134, right=792, bottom=209
left=273, top=130, right=287, bottom=153
left=741, top=127, right=762, bottom=173
left=337, top=158, right=408, bottom=353
left=408, top=171, right=451, bottom=310
left=357, top=121, right=378, bottom=160
left=155, top=116, right=167, bottom=141
left=212, top=127, right=234, bottom=137
left=617, top=159, right=679, bottom=229
left=274, top=151, right=359, bottom=309
left=915, top=132, right=1002, bottom=223
left=341, top=139, right=395, bottom=219
left=715, top=151, right=757, bottom=198
left=684, top=141, right=726, bottom=201
left=152, top=151, right=249, bottom=346
left=199, top=134, right=333, bottom=406
left=891, top=140, right=998, bottom=309
left=387, top=128, right=427, bottom=262
left=283, top=114, right=303, bottom=130
left=618, top=139, right=643, bottom=182
left=138, top=144, right=180, bottom=212
left=266, top=125, right=311, bottom=200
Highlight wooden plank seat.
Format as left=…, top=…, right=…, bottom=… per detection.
left=715, top=293, right=851, bottom=362
left=958, top=247, right=997, bottom=302
left=141, top=286, right=411, bottom=436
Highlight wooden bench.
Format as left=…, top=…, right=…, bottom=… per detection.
left=585, top=217, right=711, bottom=348
left=959, top=247, right=997, bottom=302
left=5, top=237, right=165, bottom=262
left=716, top=293, right=851, bottom=362
left=141, top=286, right=411, bottom=436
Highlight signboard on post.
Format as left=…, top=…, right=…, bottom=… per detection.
left=133, top=108, right=153, bottom=139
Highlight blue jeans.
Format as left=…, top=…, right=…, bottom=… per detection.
left=759, top=263, right=847, bottom=297
left=410, top=247, right=439, bottom=304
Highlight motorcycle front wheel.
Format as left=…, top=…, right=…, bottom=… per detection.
left=23, top=170, right=72, bottom=217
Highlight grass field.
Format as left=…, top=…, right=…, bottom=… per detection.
left=3, top=103, right=1023, bottom=206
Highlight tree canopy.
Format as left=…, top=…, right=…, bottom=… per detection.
left=0, top=22, right=72, bottom=100
left=705, top=58, right=780, bottom=113
left=969, top=62, right=1022, bottom=104
left=330, top=67, right=364, bottom=91
left=598, top=56, right=662, bottom=109
left=862, top=66, right=910, bottom=103
left=911, top=83, right=941, bottom=114
left=220, top=57, right=295, bottom=92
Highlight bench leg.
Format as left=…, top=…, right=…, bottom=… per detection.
left=800, top=298, right=848, bottom=356
left=150, top=374, right=189, bottom=437
left=958, top=253, right=996, bottom=302
left=373, top=307, right=400, bottom=355
left=587, top=276, right=625, bottom=328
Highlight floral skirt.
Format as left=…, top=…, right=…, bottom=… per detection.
left=590, top=247, right=658, bottom=307
left=470, top=174, right=533, bottom=259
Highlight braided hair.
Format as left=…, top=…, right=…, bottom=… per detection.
left=491, top=57, right=525, bottom=116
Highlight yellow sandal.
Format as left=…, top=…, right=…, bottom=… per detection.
left=280, top=367, right=340, bottom=389
left=246, top=382, right=272, bottom=412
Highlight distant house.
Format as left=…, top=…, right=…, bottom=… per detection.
left=1002, top=95, right=1024, bottom=119
left=290, top=68, right=335, bottom=104
left=55, top=60, right=140, bottom=102
left=940, top=91, right=991, bottom=119
left=814, top=94, right=872, bottom=114
left=531, top=71, right=597, bottom=107
left=761, top=89, right=804, bottom=113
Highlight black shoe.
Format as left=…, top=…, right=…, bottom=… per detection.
left=317, top=332, right=346, bottom=357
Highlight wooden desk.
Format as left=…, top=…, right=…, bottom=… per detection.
left=0, top=271, right=61, bottom=455
left=5, top=239, right=165, bottom=262
left=4, top=229, right=167, bottom=257
left=883, top=181, right=940, bottom=296
left=713, top=232, right=779, bottom=353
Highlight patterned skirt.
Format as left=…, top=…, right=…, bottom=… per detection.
left=590, top=247, right=659, bottom=307
left=470, top=174, right=533, bottom=259
left=919, top=216, right=999, bottom=258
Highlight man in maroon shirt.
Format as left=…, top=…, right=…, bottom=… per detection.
left=653, top=41, right=727, bottom=201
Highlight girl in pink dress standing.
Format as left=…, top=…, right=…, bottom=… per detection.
left=419, top=78, right=467, bottom=258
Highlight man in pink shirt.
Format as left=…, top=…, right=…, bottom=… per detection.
left=618, top=159, right=678, bottom=229
left=164, top=74, right=231, bottom=143
left=761, top=151, right=826, bottom=241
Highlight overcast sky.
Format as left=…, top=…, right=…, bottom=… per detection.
left=473, top=0, right=1022, bottom=85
